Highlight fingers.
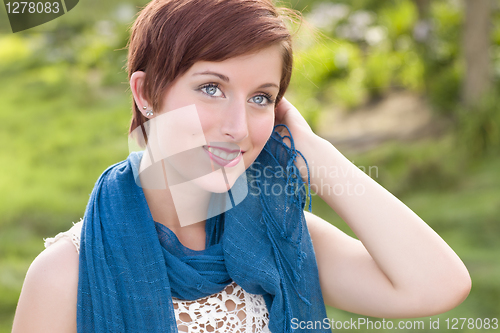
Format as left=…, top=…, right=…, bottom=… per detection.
left=275, top=97, right=294, bottom=125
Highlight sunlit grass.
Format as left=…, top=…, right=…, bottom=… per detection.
left=313, top=138, right=500, bottom=332
left=0, top=68, right=130, bottom=332
left=1, top=64, right=499, bottom=332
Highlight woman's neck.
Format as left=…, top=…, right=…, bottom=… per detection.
left=139, top=158, right=211, bottom=250
left=142, top=185, right=208, bottom=250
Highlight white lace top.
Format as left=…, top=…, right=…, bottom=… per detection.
left=44, top=220, right=271, bottom=333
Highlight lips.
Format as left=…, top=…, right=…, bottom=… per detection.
left=202, top=145, right=243, bottom=167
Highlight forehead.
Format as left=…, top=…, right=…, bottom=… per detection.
left=185, top=45, right=283, bottom=85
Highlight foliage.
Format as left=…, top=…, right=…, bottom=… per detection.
left=288, top=0, right=429, bottom=130
left=1, top=0, right=499, bottom=331
left=312, top=137, right=500, bottom=332
left=289, top=0, right=500, bottom=130
left=422, top=0, right=464, bottom=115
left=0, top=16, right=134, bottom=328
left=453, top=90, right=500, bottom=160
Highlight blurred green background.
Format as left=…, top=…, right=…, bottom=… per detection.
left=0, top=0, right=499, bottom=331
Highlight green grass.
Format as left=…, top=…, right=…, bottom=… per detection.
left=0, top=66, right=131, bottom=331
left=1, top=62, right=499, bottom=332
left=311, top=137, right=500, bottom=332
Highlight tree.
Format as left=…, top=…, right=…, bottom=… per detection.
left=462, top=0, right=492, bottom=105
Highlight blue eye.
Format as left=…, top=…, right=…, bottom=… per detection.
left=200, top=84, right=224, bottom=97
left=253, top=96, right=265, bottom=104
left=251, top=94, right=274, bottom=106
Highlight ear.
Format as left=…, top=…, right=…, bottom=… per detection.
left=130, top=71, right=150, bottom=114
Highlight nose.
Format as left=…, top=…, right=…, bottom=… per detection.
left=220, top=99, right=249, bottom=142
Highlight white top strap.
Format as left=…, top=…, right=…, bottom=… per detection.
left=44, top=218, right=83, bottom=253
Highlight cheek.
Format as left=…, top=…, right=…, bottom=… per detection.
left=195, top=105, right=220, bottom=139
left=250, top=112, right=275, bottom=151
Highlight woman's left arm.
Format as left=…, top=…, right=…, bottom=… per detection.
left=275, top=98, right=471, bottom=318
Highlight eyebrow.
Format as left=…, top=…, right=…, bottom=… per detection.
left=192, top=71, right=279, bottom=89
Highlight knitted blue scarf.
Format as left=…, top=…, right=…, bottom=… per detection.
left=77, top=126, right=329, bottom=332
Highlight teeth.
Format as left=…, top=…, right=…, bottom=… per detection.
left=206, top=146, right=239, bottom=161
left=212, top=148, right=222, bottom=158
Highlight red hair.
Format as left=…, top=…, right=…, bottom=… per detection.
left=126, top=0, right=300, bottom=134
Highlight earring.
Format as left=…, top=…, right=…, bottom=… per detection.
left=143, top=106, right=153, bottom=117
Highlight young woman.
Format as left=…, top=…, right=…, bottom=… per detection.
left=12, top=0, right=471, bottom=332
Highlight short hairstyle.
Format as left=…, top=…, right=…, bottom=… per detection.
left=126, top=0, right=300, bottom=135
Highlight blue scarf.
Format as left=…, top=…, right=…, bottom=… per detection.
left=77, top=126, right=329, bottom=332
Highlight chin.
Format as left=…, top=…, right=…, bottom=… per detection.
left=190, top=164, right=246, bottom=194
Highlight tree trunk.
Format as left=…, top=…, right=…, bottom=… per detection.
left=414, top=0, right=430, bottom=19
left=463, top=0, right=492, bottom=105
left=413, top=0, right=431, bottom=42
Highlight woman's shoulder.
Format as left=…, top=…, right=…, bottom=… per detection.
left=12, top=222, right=80, bottom=332
left=25, top=232, right=80, bottom=296
left=32, top=219, right=82, bottom=298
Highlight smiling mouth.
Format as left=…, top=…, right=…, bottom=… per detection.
left=202, top=145, right=243, bottom=167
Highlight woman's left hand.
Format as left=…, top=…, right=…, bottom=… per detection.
left=273, top=97, right=326, bottom=181
left=274, top=97, right=314, bottom=138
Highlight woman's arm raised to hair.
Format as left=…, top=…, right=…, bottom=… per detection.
left=12, top=238, right=78, bottom=333
left=274, top=98, right=471, bottom=318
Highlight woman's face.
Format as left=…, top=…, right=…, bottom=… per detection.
left=140, top=44, right=283, bottom=193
